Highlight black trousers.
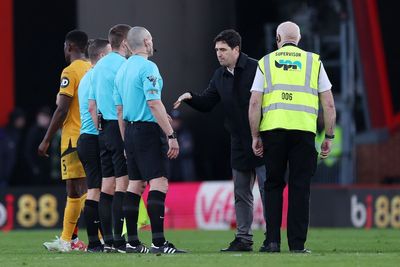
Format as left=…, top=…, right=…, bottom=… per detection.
left=260, top=129, right=317, bottom=250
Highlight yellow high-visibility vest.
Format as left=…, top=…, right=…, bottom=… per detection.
left=258, top=45, right=321, bottom=134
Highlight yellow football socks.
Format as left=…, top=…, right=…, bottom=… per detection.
left=60, top=197, right=82, bottom=242
left=80, top=193, right=87, bottom=211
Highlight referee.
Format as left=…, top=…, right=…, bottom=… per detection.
left=77, top=39, right=111, bottom=252
left=88, top=24, right=132, bottom=252
left=249, top=21, right=336, bottom=253
left=114, top=26, right=185, bottom=254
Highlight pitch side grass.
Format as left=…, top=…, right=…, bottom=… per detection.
left=0, top=229, right=399, bottom=267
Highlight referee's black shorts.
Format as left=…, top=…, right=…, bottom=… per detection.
left=124, top=121, right=168, bottom=181
left=98, top=120, right=127, bottom=178
left=77, top=133, right=102, bottom=189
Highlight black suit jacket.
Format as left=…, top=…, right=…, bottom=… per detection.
left=185, top=52, right=264, bottom=171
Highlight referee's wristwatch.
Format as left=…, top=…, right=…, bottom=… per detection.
left=168, top=131, right=177, bottom=139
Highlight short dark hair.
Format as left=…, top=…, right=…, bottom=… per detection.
left=214, top=29, right=241, bottom=50
left=108, top=24, right=131, bottom=49
left=88, top=38, right=109, bottom=61
left=65, top=30, right=88, bottom=53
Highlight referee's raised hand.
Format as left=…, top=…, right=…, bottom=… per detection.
left=167, top=138, right=179, bottom=159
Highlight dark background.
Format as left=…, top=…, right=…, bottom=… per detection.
left=377, top=1, right=400, bottom=114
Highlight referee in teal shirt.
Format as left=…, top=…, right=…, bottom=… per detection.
left=114, top=26, right=185, bottom=254
left=77, top=38, right=110, bottom=252
left=88, top=24, right=131, bottom=252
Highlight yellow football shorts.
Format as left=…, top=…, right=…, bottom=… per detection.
left=61, top=147, right=86, bottom=180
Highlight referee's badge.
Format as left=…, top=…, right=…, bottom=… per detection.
left=60, top=77, right=70, bottom=88
left=147, top=75, right=158, bottom=87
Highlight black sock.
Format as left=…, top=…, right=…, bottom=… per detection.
left=123, top=191, right=141, bottom=246
left=113, top=191, right=126, bottom=247
left=84, top=199, right=101, bottom=248
left=147, top=190, right=166, bottom=246
left=99, top=192, right=113, bottom=246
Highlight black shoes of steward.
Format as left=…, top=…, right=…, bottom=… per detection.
left=220, top=237, right=253, bottom=252
left=259, top=241, right=280, bottom=253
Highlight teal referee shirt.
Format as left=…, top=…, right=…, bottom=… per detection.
left=114, top=55, right=163, bottom=122
left=89, top=52, right=126, bottom=120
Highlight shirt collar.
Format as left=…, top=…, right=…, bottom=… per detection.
left=282, top=43, right=298, bottom=48
left=235, top=52, right=248, bottom=69
left=223, top=52, right=248, bottom=75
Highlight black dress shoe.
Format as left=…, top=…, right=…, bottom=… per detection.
left=259, top=241, right=280, bottom=253
left=290, top=248, right=311, bottom=254
left=220, top=237, right=253, bottom=252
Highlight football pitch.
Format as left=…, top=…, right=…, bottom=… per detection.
left=0, top=229, right=399, bottom=267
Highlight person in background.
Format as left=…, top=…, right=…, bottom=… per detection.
left=0, top=108, right=26, bottom=188
left=167, top=110, right=196, bottom=182
left=25, top=107, right=52, bottom=185
left=314, top=112, right=342, bottom=183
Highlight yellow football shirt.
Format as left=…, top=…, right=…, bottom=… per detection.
left=58, top=59, right=91, bottom=150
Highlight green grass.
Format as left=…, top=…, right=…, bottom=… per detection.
left=0, top=229, right=399, bottom=267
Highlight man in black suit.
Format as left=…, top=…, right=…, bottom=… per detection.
left=174, top=29, right=266, bottom=252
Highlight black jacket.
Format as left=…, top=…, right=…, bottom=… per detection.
left=185, top=52, right=264, bottom=171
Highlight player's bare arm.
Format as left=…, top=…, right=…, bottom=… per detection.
left=116, top=105, right=125, bottom=141
left=88, top=99, right=98, bottom=129
left=38, top=94, right=72, bottom=157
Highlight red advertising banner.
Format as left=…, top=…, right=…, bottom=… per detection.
left=142, top=181, right=283, bottom=230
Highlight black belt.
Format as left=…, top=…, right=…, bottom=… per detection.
left=125, top=121, right=156, bottom=125
left=101, top=119, right=117, bottom=127
left=98, top=119, right=116, bottom=131
left=125, top=121, right=158, bottom=129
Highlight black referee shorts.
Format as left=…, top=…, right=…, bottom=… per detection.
left=124, top=121, right=168, bottom=181
left=77, top=133, right=102, bottom=189
left=98, top=120, right=127, bottom=178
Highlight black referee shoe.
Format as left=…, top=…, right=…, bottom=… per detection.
left=150, top=241, right=187, bottom=254
left=126, top=242, right=150, bottom=254
left=114, top=243, right=127, bottom=253
left=103, top=244, right=116, bottom=253
left=220, top=237, right=253, bottom=252
left=86, top=245, right=104, bottom=253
